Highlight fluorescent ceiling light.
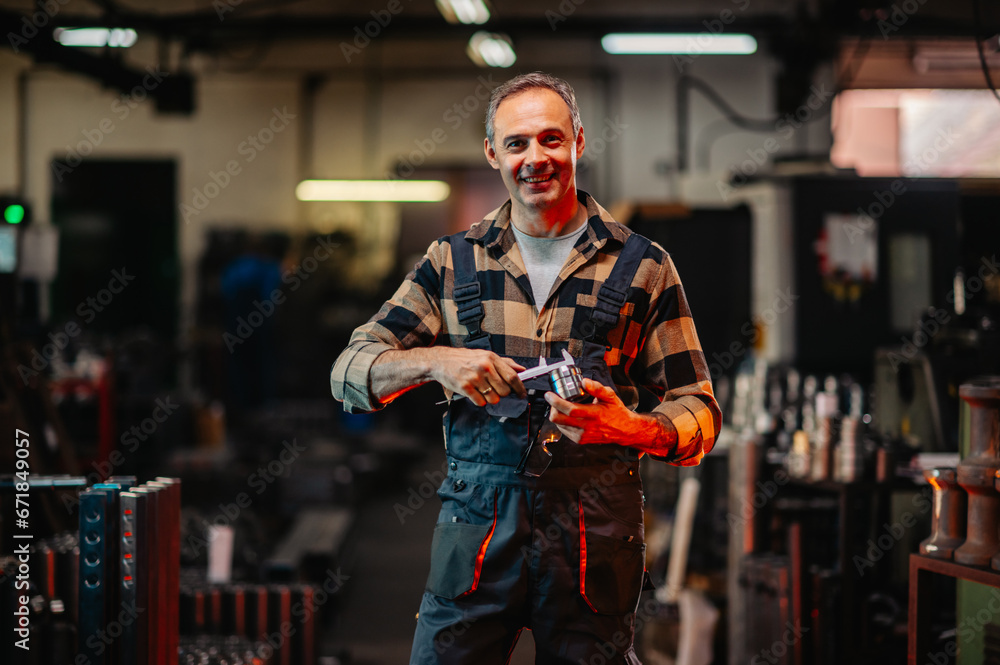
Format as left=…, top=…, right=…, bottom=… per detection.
left=602, top=33, right=757, bottom=55
left=467, top=31, right=516, bottom=68
left=296, top=180, right=451, bottom=202
left=436, top=0, right=490, bottom=25
left=54, top=27, right=138, bottom=48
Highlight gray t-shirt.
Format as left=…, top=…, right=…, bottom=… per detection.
left=510, top=221, right=588, bottom=312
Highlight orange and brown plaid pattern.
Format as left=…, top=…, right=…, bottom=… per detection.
left=331, top=192, right=721, bottom=465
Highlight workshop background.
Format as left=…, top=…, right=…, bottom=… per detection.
left=1, top=0, right=1000, bottom=663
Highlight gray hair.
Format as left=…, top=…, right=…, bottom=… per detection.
left=485, top=72, right=582, bottom=145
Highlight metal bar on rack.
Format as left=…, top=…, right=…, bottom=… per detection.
left=120, top=491, right=146, bottom=665
left=78, top=488, right=110, bottom=665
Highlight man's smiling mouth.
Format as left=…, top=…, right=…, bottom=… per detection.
left=522, top=174, right=554, bottom=183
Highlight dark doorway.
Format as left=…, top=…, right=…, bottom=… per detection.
left=50, top=159, right=179, bottom=343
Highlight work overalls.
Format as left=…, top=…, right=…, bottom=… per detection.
left=410, top=231, right=652, bottom=665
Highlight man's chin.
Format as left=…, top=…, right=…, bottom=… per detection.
left=517, top=183, right=567, bottom=203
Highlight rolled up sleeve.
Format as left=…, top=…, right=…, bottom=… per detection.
left=330, top=339, right=395, bottom=414
left=330, top=243, right=444, bottom=413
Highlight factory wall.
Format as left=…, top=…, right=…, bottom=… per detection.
left=0, top=45, right=833, bottom=352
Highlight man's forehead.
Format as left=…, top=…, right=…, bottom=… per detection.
left=495, top=87, right=574, bottom=132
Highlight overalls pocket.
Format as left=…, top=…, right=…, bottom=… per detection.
left=578, top=484, right=645, bottom=615
left=426, top=483, right=498, bottom=599
left=426, top=522, right=492, bottom=599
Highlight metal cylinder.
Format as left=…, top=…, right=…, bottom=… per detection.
left=835, top=416, right=862, bottom=482
left=549, top=365, right=587, bottom=403
left=953, top=377, right=1000, bottom=567
left=919, top=468, right=967, bottom=559
left=810, top=417, right=835, bottom=482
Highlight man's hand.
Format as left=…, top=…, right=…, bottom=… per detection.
left=429, top=348, right=527, bottom=406
left=371, top=346, right=526, bottom=407
left=545, top=378, right=678, bottom=452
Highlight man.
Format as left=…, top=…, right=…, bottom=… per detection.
left=331, top=72, right=720, bottom=664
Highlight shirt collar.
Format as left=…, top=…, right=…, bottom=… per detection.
left=464, top=190, right=630, bottom=254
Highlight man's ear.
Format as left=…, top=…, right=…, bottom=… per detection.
left=484, top=138, right=500, bottom=170
left=575, top=127, right=586, bottom=160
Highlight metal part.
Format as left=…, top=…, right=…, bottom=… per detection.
left=919, top=468, right=967, bottom=559
left=549, top=364, right=587, bottom=403
left=834, top=416, right=862, bottom=483
left=954, top=377, right=1000, bottom=567
left=78, top=488, right=111, bottom=665
left=810, top=417, right=834, bottom=482
left=120, top=489, right=149, bottom=665
left=518, top=349, right=576, bottom=382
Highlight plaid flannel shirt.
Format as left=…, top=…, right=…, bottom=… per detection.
left=331, top=192, right=721, bottom=465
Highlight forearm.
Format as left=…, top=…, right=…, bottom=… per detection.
left=622, top=411, right=678, bottom=457
left=370, top=347, right=439, bottom=405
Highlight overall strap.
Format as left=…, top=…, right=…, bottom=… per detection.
left=449, top=232, right=488, bottom=344
left=589, top=233, right=651, bottom=346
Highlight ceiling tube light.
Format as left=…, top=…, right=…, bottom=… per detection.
left=601, top=33, right=757, bottom=55
left=436, top=0, right=490, bottom=25
left=467, top=31, right=516, bottom=68
left=54, top=27, right=138, bottom=48
left=296, top=180, right=451, bottom=202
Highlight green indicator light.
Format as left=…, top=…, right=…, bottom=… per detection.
left=4, top=204, right=25, bottom=224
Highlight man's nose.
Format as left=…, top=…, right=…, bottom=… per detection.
left=525, top=140, right=547, bottom=168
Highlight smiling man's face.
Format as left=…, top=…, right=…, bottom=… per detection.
left=485, top=87, right=585, bottom=230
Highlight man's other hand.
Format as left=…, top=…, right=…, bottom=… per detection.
left=545, top=377, right=664, bottom=446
